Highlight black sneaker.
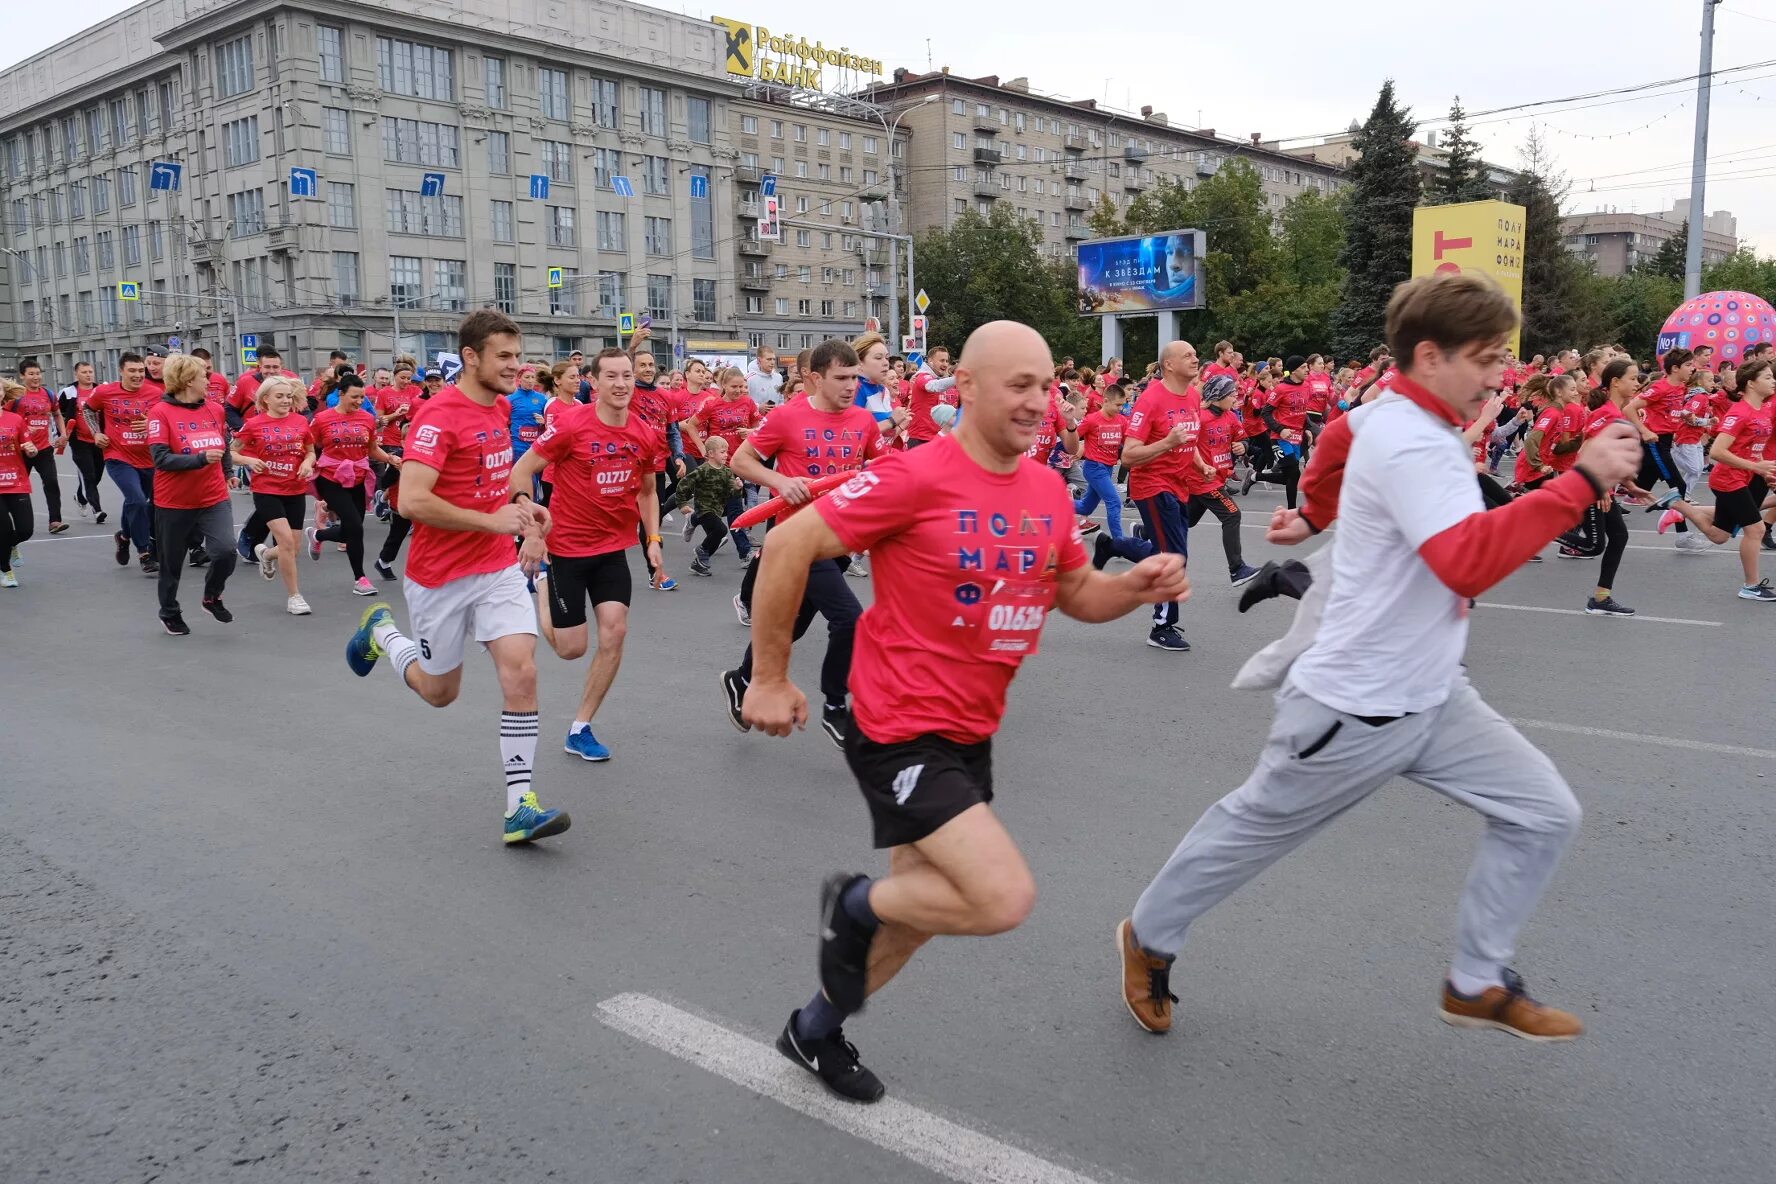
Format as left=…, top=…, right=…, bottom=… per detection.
left=1132, top=522, right=1148, bottom=542
left=94, top=511, right=108, bottom=525
left=161, top=613, right=190, bottom=636
left=1236, top=561, right=1284, bottom=613
left=114, top=531, right=130, bottom=566
left=821, top=704, right=850, bottom=750
left=1092, top=532, right=1114, bottom=570
left=374, top=558, right=397, bottom=581
left=1146, top=625, right=1190, bottom=652
left=188, top=548, right=209, bottom=568
left=201, top=597, right=233, bottom=623
left=140, top=554, right=160, bottom=575
left=818, top=873, right=876, bottom=1015
left=776, top=1013, right=885, bottom=1104
left=689, top=557, right=713, bottom=577
left=719, top=668, right=750, bottom=732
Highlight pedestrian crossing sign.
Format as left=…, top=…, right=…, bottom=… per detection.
left=619, top=312, right=635, bottom=336
left=241, top=346, right=258, bottom=365
left=548, top=266, right=565, bottom=289
left=118, top=281, right=141, bottom=301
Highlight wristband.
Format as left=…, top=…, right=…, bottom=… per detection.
left=510, top=491, right=533, bottom=504
left=646, top=533, right=663, bottom=543
left=1572, top=465, right=1608, bottom=500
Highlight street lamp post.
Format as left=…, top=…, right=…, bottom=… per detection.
left=873, top=94, right=938, bottom=348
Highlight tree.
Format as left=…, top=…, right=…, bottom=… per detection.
left=1702, top=249, right=1776, bottom=304
left=1279, top=187, right=1347, bottom=288
left=912, top=204, right=1097, bottom=361
left=1086, top=193, right=1123, bottom=239
left=1507, top=126, right=1590, bottom=355
left=1432, top=99, right=1494, bottom=205
left=1330, top=81, right=1420, bottom=359
left=1642, top=223, right=1688, bottom=281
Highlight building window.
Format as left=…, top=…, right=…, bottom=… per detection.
left=840, top=166, right=853, bottom=183
left=538, top=67, right=569, bottom=120
left=70, top=180, right=86, bottom=219
left=595, top=272, right=624, bottom=316
left=540, top=140, right=574, bottom=183
left=547, top=206, right=576, bottom=247
left=687, top=96, right=712, bottom=144
left=820, top=299, right=835, bottom=317
left=388, top=254, right=423, bottom=305
left=769, top=119, right=783, bottom=138
left=592, top=77, right=619, bottom=128
left=384, top=189, right=463, bottom=237
left=318, top=25, right=345, bottom=83
left=742, top=114, right=758, bottom=134
left=382, top=117, right=460, bottom=167
left=226, top=189, right=265, bottom=237
left=795, top=161, right=808, bottom=179
left=642, top=155, right=670, bottom=195
left=818, top=164, right=830, bottom=180
left=493, top=261, right=516, bottom=313
left=92, top=176, right=111, bottom=215
left=96, top=231, right=115, bottom=271
left=484, top=57, right=507, bottom=109
left=327, top=181, right=355, bottom=228
left=797, top=299, right=811, bottom=315
left=592, top=147, right=620, bottom=188
left=638, top=86, right=666, bottom=136
left=596, top=210, right=626, bottom=251
left=953, top=132, right=966, bottom=150
left=775, top=297, right=789, bottom=315
left=690, top=166, right=714, bottom=260
left=158, top=80, right=179, bottom=130
left=644, top=216, right=672, bottom=256
left=122, top=224, right=141, bottom=265
left=817, top=128, right=830, bottom=147
left=434, top=259, right=466, bottom=310
left=216, top=35, right=255, bottom=98
left=693, top=277, right=716, bottom=321
left=109, top=98, right=134, bottom=147
left=796, top=196, right=809, bottom=213
left=148, top=222, right=163, bottom=260
left=951, top=99, right=964, bottom=115
left=646, top=274, right=671, bottom=319
left=322, top=107, right=351, bottom=155
left=863, top=136, right=878, bottom=155
left=222, top=116, right=259, bottom=167
left=744, top=295, right=763, bottom=315
left=333, top=251, right=359, bottom=305
left=550, top=269, right=579, bottom=315
left=486, top=130, right=509, bottom=174
left=377, top=37, right=453, bottom=100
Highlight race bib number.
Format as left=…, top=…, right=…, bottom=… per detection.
left=973, top=579, right=1056, bottom=660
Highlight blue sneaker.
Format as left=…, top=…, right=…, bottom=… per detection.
left=235, top=527, right=254, bottom=562
left=650, top=573, right=678, bottom=591
left=345, top=602, right=394, bottom=677
left=1146, top=625, right=1191, bottom=652
left=1229, top=563, right=1260, bottom=587
left=504, top=791, right=572, bottom=844
left=564, top=726, right=611, bottom=762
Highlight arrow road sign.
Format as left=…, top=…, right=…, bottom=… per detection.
left=421, top=172, right=446, bottom=198
left=760, top=173, right=777, bottom=197
left=690, top=174, right=709, bottom=199
left=529, top=174, right=550, bottom=200
left=149, top=161, right=182, bottom=191
left=289, top=166, right=319, bottom=198
left=612, top=176, right=635, bottom=198
left=241, top=334, right=258, bottom=348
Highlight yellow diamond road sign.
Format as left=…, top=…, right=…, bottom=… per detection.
left=914, top=289, right=930, bottom=314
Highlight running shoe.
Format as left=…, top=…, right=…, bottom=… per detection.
left=1240, top=471, right=1258, bottom=495
left=1092, top=533, right=1114, bottom=570
left=1644, top=489, right=1682, bottom=513
left=564, top=726, right=611, bottom=762
left=1675, top=533, right=1712, bottom=552
left=719, top=668, right=750, bottom=731
left=374, top=557, right=397, bottom=581
left=287, top=594, right=313, bottom=616
left=305, top=526, right=323, bottom=559
left=114, top=530, right=130, bottom=566
left=776, top=1013, right=885, bottom=1104
left=345, top=602, right=394, bottom=676
left=1147, top=625, right=1190, bottom=652
left=94, top=511, right=107, bottom=525
left=732, top=593, right=752, bottom=627
left=1438, top=968, right=1583, bottom=1042
left=1078, top=518, right=1101, bottom=536
left=820, top=704, right=850, bottom=750
left=1656, top=509, right=1683, bottom=535
left=0, top=571, right=16, bottom=589
left=1762, top=533, right=1776, bottom=553
left=680, top=513, right=697, bottom=542
left=743, top=550, right=758, bottom=566
left=689, top=557, right=713, bottom=577
left=503, top=791, right=572, bottom=845
left=187, top=548, right=209, bottom=569
left=1132, top=522, right=1148, bottom=542
left=140, top=554, right=159, bottom=575
left=817, top=873, right=875, bottom=1015
left=78, top=503, right=90, bottom=520
left=236, top=527, right=254, bottom=562
left=1584, top=595, right=1635, bottom=617
left=846, top=554, right=869, bottom=577
left=1117, top=918, right=1177, bottom=1035
left=1526, top=553, right=1543, bottom=563
left=1229, top=563, right=1260, bottom=587
left=8, top=546, right=19, bottom=567
left=352, top=576, right=377, bottom=596
left=201, top=597, right=233, bottom=624
left=1557, top=546, right=1595, bottom=559
left=1738, top=579, right=1776, bottom=602
left=650, top=572, right=679, bottom=591
left=256, top=542, right=278, bottom=580
left=47, top=521, right=68, bottom=535
left=161, top=613, right=190, bottom=637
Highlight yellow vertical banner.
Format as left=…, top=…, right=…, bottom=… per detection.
left=1412, top=200, right=1527, bottom=355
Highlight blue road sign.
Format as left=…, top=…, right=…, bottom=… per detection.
left=149, top=161, right=182, bottom=191
left=241, top=333, right=258, bottom=349
left=166, top=335, right=183, bottom=351
left=117, top=281, right=141, bottom=301
left=289, top=166, right=319, bottom=198
left=760, top=173, right=777, bottom=197
left=612, top=176, right=634, bottom=198
left=529, top=174, right=550, bottom=200
left=690, top=174, right=709, bottom=199
left=618, top=312, right=635, bottom=335
left=421, top=172, right=446, bottom=198
left=240, top=346, right=258, bottom=365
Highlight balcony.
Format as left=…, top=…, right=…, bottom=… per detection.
left=1124, top=172, right=1148, bottom=191
left=1062, top=160, right=1088, bottom=183
left=738, top=198, right=760, bottom=218
left=973, top=147, right=1002, bottom=166
left=739, top=273, right=771, bottom=291
left=266, top=224, right=298, bottom=253
left=1064, top=223, right=1091, bottom=240
left=739, top=240, right=770, bottom=256
left=736, top=164, right=763, bottom=184
left=190, top=239, right=216, bottom=266
left=972, top=116, right=999, bottom=135
left=972, top=180, right=1002, bottom=199
left=1064, top=135, right=1089, bottom=153
left=1062, top=191, right=1089, bottom=211
left=1124, top=145, right=1149, bottom=162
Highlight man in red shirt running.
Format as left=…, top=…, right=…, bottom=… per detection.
left=509, top=349, right=666, bottom=762
left=87, top=352, right=161, bottom=574
left=743, top=320, right=1189, bottom=1103
left=345, top=310, right=571, bottom=846
left=903, top=345, right=957, bottom=447
left=1119, top=340, right=1211, bottom=651
left=13, top=359, right=68, bottom=534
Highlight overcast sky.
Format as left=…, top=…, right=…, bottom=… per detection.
left=8, top=0, right=1775, bottom=250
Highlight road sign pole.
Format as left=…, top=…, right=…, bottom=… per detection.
left=887, top=238, right=900, bottom=351
left=906, top=236, right=917, bottom=356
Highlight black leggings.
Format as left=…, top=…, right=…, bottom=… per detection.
left=24, top=450, right=63, bottom=523
left=314, top=476, right=367, bottom=578
left=70, top=439, right=105, bottom=512
left=1185, top=488, right=1244, bottom=571
left=378, top=511, right=411, bottom=565
left=690, top=511, right=729, bottom=557
left=1257, top=452, right=1301, bottom=508
left=1560, top=502, right=1629, bottom=589
left=0, top=492, right=32, bottom=569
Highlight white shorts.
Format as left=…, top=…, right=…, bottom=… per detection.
left=402, top=565, right=536, bottom=676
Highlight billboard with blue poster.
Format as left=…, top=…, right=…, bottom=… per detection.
left=1077, top=230, right=1207, bottom=316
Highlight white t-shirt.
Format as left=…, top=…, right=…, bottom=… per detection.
left=745, top=367, right=782, bottom=405
left=1287, top=393, right=1481, bottom=716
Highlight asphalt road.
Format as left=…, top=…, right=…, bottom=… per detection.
left=3, top=458, right=1773, bottom=1184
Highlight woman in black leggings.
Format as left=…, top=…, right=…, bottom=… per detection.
left=0, top=383, right=38, bottom=585
left=1557, top=358, right=1651, bottom=616
left=305, top=373, right=401, bottom=595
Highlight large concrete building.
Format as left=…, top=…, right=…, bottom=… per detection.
left=0, top=0, right=905, bottom=378
left=1560, top=201, right=1738, bottom=277
left=1269, top=128, right=1516, bottom=200
left=863, top=69, right=1346, bottom=260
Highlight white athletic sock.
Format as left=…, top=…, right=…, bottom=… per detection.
left=500, top=710, right=539, bottom=813
left=1448, top=967, right=1503, bottom=997
left=372, top=619, right=421, bottom=687
left=571, top=719, right=590, bottom=733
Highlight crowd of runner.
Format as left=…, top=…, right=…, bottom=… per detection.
left=1, top=275, right=1771, bottom=1103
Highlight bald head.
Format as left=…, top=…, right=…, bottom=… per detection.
left=958, top=320, right=1052, bottom=376
left=954, top=320, right=1057, bottom=468
left=1160, top=340, right=1200, bottom=391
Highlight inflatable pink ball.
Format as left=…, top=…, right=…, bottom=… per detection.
left=1656, top=291, right=1776, bottom=367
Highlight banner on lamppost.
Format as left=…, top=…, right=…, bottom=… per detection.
left=1411, top=200, right=1527, bottom=355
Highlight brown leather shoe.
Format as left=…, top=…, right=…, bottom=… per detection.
left=1117, top=918, right=1176, bottom=1034
left=1438, top=969, right=1583, bottom=1042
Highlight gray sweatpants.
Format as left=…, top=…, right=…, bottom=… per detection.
left=1672, top=442, right=1707, bottom=501
left=1132, top=676, right=1581, bottom=982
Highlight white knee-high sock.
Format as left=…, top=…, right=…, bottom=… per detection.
left=372, top=619, right=421, bottom=689
left=500, top=710, right=539, bottom=812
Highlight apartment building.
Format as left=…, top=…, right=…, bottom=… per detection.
left=1561, top=202, right=1739, bottom=277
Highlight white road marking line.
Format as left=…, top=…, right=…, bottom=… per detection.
left=597, top=992, right=1110, bottom=1184
left=1476, top=602, right=1721, bottom=627
left=1509, top=717, right=1776, bottom=761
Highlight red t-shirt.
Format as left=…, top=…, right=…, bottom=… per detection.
left=676, top=389, right=715, bottom=458
left=230, top=368, right=279, bottom=413
left=1709, top=400, right=1773, bottom=493
left=13, top=387, right=56, bottom=450
left=310, top=406, right=377, bottom=463
left=1675, top=391, right=1712, bottom=447
left=1201, top=362, right=1239, bottom=384
left=146, top=399, right=230, bottom=510
left=1270, top=380, right=1311, bottom=431
left=88, top=382, right=158, bottom=467
left=374, top=386, right=416, bottom=447
left=0, top=410, right=34, bottom=495
left=1024, top=398, right=1070, bottom=465
left=1125, top=382, right=1202, bottom=500
left=692, top=395, right=761, bottom=457
left=813, top=434, right=1089, bottom=746
left=906, top=372, right=956, bottom=442
left=1641, top=378, right=1686, bottom=436
left=1189, top=408, right=1242, bottom=494
left=1304, top=373, right=1334, bottom=415
left=1552, top=401, right=1586, bottom=472
left=400, top=387, right=520, bottom=589
left=234, top=413, right=314, bottom=497
left=1710, top=390, right=1733, bottom=424
left=745, top=398, right=892, bottom=519
left=66, top=384, right=98, bottom=443
left=1515, top=404, right=1565, bottom=483
left=630, top=383, right=674, bottom=432
left=1077, top=409, right=1125, bottom=466
left=529, top=403, right=666, bottom=558
left=206, top=372, right=232, bottom=405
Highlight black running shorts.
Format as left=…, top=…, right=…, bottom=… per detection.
left=1713, top=478, right=1770, bottom=534
left=546, top=549, right=632, bottom=628
left=845, top=728, right=994, bottom=849
left=252, top=491, right=307, bottom=530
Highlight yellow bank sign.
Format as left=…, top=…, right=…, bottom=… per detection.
left=1411, top=199, right=1528, bottom=354
left=712, top=16, right=884, bottom=90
